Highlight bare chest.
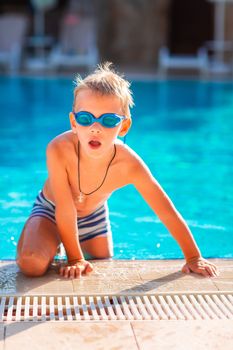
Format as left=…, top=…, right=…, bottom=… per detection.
left=66, top=158, right=129, bottom=215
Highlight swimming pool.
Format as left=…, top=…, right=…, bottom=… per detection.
left=0, top=76, right=232, bottom=260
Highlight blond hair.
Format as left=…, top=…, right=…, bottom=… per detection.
left=73, top=62, right=134, bottom=118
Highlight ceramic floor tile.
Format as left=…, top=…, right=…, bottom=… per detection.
left=139, top=271, right=221, bottom=286
left=72, top=279, right=145, bottom=294
left=87, top=268, right=142, bottom=281
left=0, top=262, right=73, bottom=295
left=25, top=279, right=74, bottom=295
left=139, top=269, right=189, bottom=280
left=0, top=260, right=232, bottom=297
left=4, top=322, right=138, bottom=350
left=216, top=268, right=233, bottom=279
left=91, top=260, right=184, bottom=270
left=212, top=280, right=233, bottom=292
left=138, top=279, right=218, bottom=293
left=211, top=259, right=233, bottom=267
left=131, top=320, right=233, bottom=350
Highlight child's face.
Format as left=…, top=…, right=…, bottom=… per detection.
left=70, top=89, right=126, bottom=158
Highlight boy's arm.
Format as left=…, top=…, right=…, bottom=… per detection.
left=129, top=155, right=219, bottom=277
left=130, top=156, right=201, bottom=261
left=46, top=142, right=84, bottom=263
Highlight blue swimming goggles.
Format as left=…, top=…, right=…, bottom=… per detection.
left=73, top=111, right=126, bottom=128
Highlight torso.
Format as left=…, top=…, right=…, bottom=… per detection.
left=42, top=131, right=134, bottom=217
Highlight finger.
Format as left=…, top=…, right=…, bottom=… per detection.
left=181, top=266, right=186, bottom=273
left=75, top=267, right=82, bottom=279
left=59, top=267, right=64, bottom=276
left=210, top=265, right=219, bottom=276
left=181, top=264, right=186, bottom=273
left=84, top=263, right=94, bottom=275
left=203, top=261, right=219, bottom=274
left=205, top=265, right=217, bottom=277
left=69, top=267, right=75, bottom=279
left=196, top=267, right=211, bottom=277
left=188, top=265, right=207, bottom=275
left=181, top=265, right=191, bottom=274
left=206, top=262, right=218, bottom=272
left=208, top=262, right=218, bottom=269
left=75, top=263, right=85, bottom=273
left=64, top=267, right=69, bottom=278
left=203, top=265, right=212, bottom=277
left=198, top=264, right=217, bottom=277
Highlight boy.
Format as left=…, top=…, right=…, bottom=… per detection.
left=16, top=63, right=219, bottom=279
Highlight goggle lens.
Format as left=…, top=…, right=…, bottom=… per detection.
left=76, top=113, right=92, bottom=126
left=102, top=115, right=120, bottom=127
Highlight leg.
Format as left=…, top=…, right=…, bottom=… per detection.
left=80, top=233, right=114, bottom=259
left=16, top=216, right=61, bottom=277
left=78, top=202, right=113, bottom=259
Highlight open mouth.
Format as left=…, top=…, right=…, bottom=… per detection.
left=88, top=140, right=102, bottom=149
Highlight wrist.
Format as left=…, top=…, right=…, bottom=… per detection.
left=184, top=248, right=201, bottom=263
left=186, top=255, right=202, bottom=264
left=67, top=258, right=85, bottom=265
left=67, top=251, right=84, bottom=263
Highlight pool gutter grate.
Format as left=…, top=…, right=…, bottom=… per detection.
left=0, top=292, right=233, bottom=322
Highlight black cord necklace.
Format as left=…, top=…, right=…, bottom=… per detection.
left=77, top=141, right=116, bottom=203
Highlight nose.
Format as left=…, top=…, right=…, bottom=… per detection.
left=89, top=122, right=102, bottom=134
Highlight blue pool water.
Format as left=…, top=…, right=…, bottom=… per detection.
left=0, top=76, right=232, bottom=260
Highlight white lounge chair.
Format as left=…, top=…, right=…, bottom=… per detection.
left=0, top=14, right=28, bottom=73
left=158, top=47, right=208, bottom=75
left=202, top=41, right=233, bottom=76
left=49, top=14, right=99, bottom=71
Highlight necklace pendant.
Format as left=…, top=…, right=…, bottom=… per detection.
left=78, top=192, right=85, bottom=203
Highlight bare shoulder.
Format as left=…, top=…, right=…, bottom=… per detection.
left=116, top=140, right=144, bottom=165
left=115, top=140, right=149, bottom=182
left=46, top=131, right=75, bottom=163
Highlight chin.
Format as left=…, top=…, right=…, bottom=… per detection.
left=84, top=145, right=103, bottom=158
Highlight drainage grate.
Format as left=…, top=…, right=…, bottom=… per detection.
left=0, top=293, right=233, bottom=322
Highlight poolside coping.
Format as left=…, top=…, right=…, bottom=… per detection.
left=0, top=259, right=233, bottom=349
left=0, top=258, right=232, bottom=295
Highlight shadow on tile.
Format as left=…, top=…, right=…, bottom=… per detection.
left=3, top=322, right=40, bottom=344
left=118, top=271, right=210, bottom=294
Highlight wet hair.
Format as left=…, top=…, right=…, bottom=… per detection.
left=73, top=62, right=134, bottom=118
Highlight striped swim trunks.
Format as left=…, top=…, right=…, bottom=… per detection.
left=29, top=190, right=112, bottom=243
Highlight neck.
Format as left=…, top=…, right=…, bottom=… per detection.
left=77, top=140, right=117, bottom=198
left=77, top=141, right=116, bottom=167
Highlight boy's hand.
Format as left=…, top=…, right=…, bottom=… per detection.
left=59, top=259, right=94, bottom=279
left=181, top=257, right=219, bottom=277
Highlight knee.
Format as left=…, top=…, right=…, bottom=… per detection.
left=16, top=250, right=50, bottom=277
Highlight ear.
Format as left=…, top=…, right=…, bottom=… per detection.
left=118, top=118, right=132, bottom=137
left=69, top=112, right=77, bottom=133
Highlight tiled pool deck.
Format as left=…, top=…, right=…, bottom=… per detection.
left=0, top=258, right=233, bottom=349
